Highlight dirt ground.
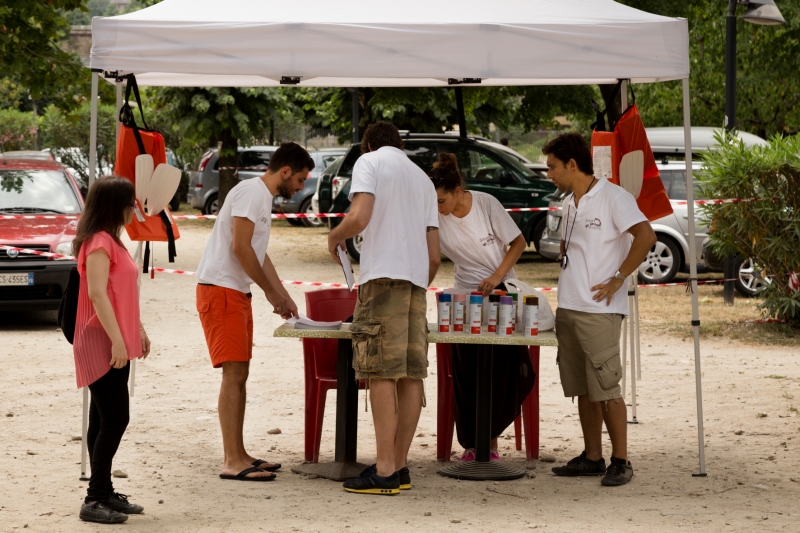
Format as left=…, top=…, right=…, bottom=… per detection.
left=1, top=222, right=798, bottom=533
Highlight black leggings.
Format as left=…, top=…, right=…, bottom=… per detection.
left=86, top=364, right=130, bottom=503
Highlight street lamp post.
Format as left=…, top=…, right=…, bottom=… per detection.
left=723, top=0, right=785, bottom=305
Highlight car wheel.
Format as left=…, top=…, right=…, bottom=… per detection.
left=735, top=257, right=771, bottom=297
left=203, top=194, right=219, bottom=216
left=345, top=233, right=363, bottom=263
left=638, top=235, right=681, bottom=284
left=300, top=197, right=323, bottom=228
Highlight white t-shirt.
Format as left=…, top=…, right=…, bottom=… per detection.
left=196, top=178, right=273, bottom=293
left=557, top=178, right=648, bottom=315
left=438, top=191, right=522, bottom=290
left=349, top=146, right=438, bottom=289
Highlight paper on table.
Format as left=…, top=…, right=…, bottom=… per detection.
left=337, top=246, right=356, bottom=291
left=286, top=313, right=343, bottom=330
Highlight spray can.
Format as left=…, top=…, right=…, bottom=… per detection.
left=469, top=294, right=483, bottom=335
left=522, top=295, right=539, bottom=337
left=498, top=296, right=514, bottom=336
left=487, top=294, right=501, bottom=333
left=437, top=293, right=452, bottom=334
left=452, top=293, right=466, bottom=333
left=510, top=293, right=519, bottom=332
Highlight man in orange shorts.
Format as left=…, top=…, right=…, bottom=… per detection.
left=196, top=143, right=312, bottom=481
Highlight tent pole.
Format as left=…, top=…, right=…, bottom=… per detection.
left=682, top=77, right=707, bottom=477
left=351, top=88, right=359, bottom=144
left=88, top=72, right=99, bottom=188
left=80, top=387, right=89, bottom=480
left=130, top=241, right=143, bottom=397
left=621, top=316, right=627, bottom=397
left=455, top=87, right=467, bottom=138
left=116, top=79, right=122, bottom=149
left=628, top=277, right=638, bottom=424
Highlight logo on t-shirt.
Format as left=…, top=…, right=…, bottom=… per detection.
left=260, top=216, right=268, bottom=224
left=480, top=234, right=497, bottom=247
left=585, top=218, right=602, bottom=230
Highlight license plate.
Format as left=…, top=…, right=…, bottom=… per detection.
left=0, top=273, right=34, bottom=286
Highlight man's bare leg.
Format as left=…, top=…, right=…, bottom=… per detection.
left=218, top=361, right=270, bottom=478
left=601, top=398, right=628, bottom=461
left=393, top=378, right=423, bottom=471
left=369, top=379, right=398, bottom=477
left=577, top=394, right=604, bottom=461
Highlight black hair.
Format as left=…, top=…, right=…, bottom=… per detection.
left=268, top=142, right=315, bottom=174
left=73, top=176, right=135, bottom=256
left=428, top=152, right=465, bottom=193
left=542, top=132, right=594, bottom=175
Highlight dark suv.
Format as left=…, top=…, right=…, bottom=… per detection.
left=318, top=134, right=557, bottom=262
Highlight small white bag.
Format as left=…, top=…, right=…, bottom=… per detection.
left=503, top=278, right=555, bottom=331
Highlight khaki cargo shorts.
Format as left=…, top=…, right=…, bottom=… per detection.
left=555, top=308, right=623, bottom=402
left=350, top=278, right=429, bottom=381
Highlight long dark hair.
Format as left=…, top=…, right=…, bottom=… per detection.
left=428, top=152, right=465, bottom=193
left=73, top=176, right=135, bottom=256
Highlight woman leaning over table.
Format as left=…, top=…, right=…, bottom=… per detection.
left=72, top=176, right=150, bottom=524
left=428, top=153, right=535, bottom=461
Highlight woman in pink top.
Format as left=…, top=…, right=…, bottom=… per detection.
left=72, top=176, right=151, bottom=524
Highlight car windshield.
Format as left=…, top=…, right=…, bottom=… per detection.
left=659, top=169, right=707, bottom=201
left=0, top=169, right=81, bottom=214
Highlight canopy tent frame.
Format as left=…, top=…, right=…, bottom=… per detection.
left=82, top=0, right=707, bottom=479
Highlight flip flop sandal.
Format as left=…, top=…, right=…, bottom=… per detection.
left=219, top=467, right=275, bottom=482
left=252, top=459, right=281, bottom=472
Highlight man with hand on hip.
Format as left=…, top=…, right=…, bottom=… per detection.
left=543, top=133, right=656, bottom=487
left=328, top=121, right=440, bottom=495
left=196, top=142, right=313, bottom=482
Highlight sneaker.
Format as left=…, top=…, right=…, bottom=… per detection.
left=359, top=464, right=412, bottom=490
left=490, top=450, right=501, bottom=462
left=459, top=449, right=476, bottom=462
left=601, top=457, right=634, bottom=486
left=551, top=451, right=606, bottom=476
left=79, top=501, right=128, bottom=524
left=106, top=492, right=144, bottom=514
left=343, top=471, right=400, bottom=495
left=397, top=466, right=412, bottom=490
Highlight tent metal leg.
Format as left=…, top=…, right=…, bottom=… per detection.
left=80, top=387, right=89, bottom=480
left=682, top=77, right=706, bottom=477
left=634, top=283, right=642, bottom=380
left=455, top=87, right=467, bottom=138
left=627, top=277, right=638, bottom=424
left=88, top=72, right=99, bottom=188
left=130, top=241, right=143, bottom=397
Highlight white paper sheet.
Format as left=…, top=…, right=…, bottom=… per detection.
left=337, top=246, right=356, bottom=292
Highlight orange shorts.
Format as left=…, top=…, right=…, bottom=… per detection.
left=196, top=284, right=253, bottom=368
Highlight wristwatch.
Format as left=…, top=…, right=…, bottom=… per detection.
left=614, top=270, right=626, bottom=281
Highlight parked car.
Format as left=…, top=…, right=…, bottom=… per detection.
left=317, top=133, right=556, bottom=262
left=0, top=158, right=84, bottom=311
left=275, top=148, right=347, bottom=228
left=702, top=241, right=771, bottom=297
left=538, top=127, right=770, bottom=296
left=311, top=155, right=345, bottom=217
left=188, top=146, right=278, bottom=215
left=2, top=151, right=55, bottom=161
left=166, top=149, right=190, bottom=212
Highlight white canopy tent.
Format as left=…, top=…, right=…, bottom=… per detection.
left=86, top=0, right=708, bottom=477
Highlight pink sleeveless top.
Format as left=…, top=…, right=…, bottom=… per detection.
left=73, top=231, right=142, bottom=388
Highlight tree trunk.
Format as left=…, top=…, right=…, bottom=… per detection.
left=599, top=84, right=624, bottom=130
left=217, top=128, right=239, bottom=207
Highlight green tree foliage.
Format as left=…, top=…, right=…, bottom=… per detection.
left=151, top=87, right=287, bottom=203
left=0, top=0, right=87, bottom=111
left=39, top=102, right=117, bottom=182
left=701, top=133, right=800, bottom=325
left=629, top=0, right=800, bottom=138
left=291, top=85, right=594, bottom=139
left=0, top=108, right=38, bottom=151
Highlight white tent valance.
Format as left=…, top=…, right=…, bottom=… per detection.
left=89, top=0, right=689, bottom=87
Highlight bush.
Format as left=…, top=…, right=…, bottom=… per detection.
left=0, top=109, right=38, bottom=151
left=700, top=132, right=800, bottom=326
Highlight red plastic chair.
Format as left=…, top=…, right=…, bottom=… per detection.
left=302, top=288, right=360, bottom=463
left=436, top=343, right=540, bottom=461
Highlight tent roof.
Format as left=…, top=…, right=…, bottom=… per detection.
left=89, top=0, right=689, bottom=87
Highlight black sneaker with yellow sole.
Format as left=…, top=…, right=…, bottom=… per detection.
left=397, top=466, right=411, bottom=490
left=343, top=470, right=400, bottom=495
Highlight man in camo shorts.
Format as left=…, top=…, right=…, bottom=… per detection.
left=328, top=122, right=440, bottom=495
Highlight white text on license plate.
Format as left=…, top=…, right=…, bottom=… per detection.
left=0, top=273, right=34, bottom=286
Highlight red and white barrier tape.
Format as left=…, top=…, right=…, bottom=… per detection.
left=2, top=196, right=779, bottom=220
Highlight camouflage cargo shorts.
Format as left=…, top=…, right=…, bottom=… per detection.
left=350, top=278, right=429, bottom=380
